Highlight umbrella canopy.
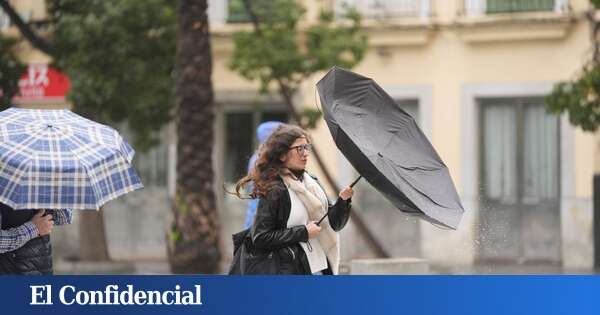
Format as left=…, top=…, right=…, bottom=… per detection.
left=316, top=66, right=464, bottom=229
left=0, top=107, right=143, bottom=210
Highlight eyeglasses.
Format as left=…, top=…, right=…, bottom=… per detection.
left=289, top=144, right=312, bottom=155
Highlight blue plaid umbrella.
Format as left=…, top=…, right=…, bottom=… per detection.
left=0, top=107, right=143, bottom=210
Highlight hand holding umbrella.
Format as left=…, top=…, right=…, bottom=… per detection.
left=316, top=175, right=360, bottom=226
left=31, top=210, right=54, bottom=236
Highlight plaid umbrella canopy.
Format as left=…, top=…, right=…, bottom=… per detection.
left=0, top=108, right=143, bottom=210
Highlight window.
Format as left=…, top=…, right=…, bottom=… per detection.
left=464, top=0, right=566, bottom=16
left=336, top=0, right=430, bottom=19
left=482, top=102, right=518, bottom=203
left=478, top=97, right=561, bottom=261
left=224, top=112, right=254, bottom=182
left=226, top=0, right=283, bottom=24
left=223, top=108, right=289, bottom=183
left=486, top=0, right=555, bottom=14
left=481, top=98, right=558, bottom=203
left=117, top=123, right=169, bottom=188
left=227, top=0, right=251, bottom=23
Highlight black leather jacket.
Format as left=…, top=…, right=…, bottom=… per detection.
left=250, top=175, right=351, bottom=274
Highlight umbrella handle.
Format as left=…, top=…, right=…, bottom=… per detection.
left=316, top=212, right=328, bottom=226
left=349, top=175, right=362, bottom=188
left=316, top=176, right=362, bottom=226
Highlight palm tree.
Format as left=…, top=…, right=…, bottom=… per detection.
left=168, top=0, right=221, bottom=273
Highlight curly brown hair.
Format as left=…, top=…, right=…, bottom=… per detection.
left=233, top=123, right=309, bottom=200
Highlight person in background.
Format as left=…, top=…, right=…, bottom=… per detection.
left=243, top=121, right=283, bottom=229
left=0, top=203, right=73, bottom=275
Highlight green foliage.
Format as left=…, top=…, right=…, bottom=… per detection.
left=229, top=0, right=367, bottom=93
left=546, top=66, right=600, bottom=131
left=227, top=0, right=249, bottom=23
left=175, top=192, right=190, bottom=215
left=47, top=0, right=176, bottom=150
left=546, top=2, right=600, bottom=131
left=305, top=9, right=366, bottom=73
left=0, top=36, right=26, bottom=110
left=300, top=108, right=322, bottom=129
left=169, top=228, right=182, bottom=242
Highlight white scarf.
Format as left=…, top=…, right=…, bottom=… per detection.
left=281, top=170, right=341, bottom=275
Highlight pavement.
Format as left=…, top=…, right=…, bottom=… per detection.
left=55, top=258, right=598, bottom=275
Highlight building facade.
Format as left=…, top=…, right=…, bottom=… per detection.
left=1, top=0, right=595, bottom=270
left=210, top=0, right=594, bottom=269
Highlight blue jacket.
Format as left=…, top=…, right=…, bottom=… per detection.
left=244, top=121, right=282, bottom=228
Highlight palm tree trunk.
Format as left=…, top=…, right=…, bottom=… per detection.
left=78, top=209, right=110, bottom=261
left=168, top=0, right=221, bottom=274
left=76, top=107, right=111, bottom=261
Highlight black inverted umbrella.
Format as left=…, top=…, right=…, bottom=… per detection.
left=316, top=66, right=464, bottom=229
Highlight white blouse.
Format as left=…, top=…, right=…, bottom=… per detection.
left=286, top=186, right=328, bottom=273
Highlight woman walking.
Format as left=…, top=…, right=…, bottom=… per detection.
left=234, top=124, right=353, bottom=275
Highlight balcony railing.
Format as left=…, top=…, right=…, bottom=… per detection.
left=336, top=0, right=431, bottom=19
left=224, top=0, right=432, bottom=24
left=227, top=0, right=290, bottom=23
left=226, top=0, right=253, bottom=23
left=486, top=0, right=554, bottom=13
left=464, top=0, right=568, bottom=16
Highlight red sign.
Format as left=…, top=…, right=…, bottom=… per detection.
left=13, top=64, right=71, bottom=103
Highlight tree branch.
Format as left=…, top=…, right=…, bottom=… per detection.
left=584, top=8, right=600, bottom=64
left=241, top=0, right=262, bottom=35
left=0, top=0, right=55, bottom=56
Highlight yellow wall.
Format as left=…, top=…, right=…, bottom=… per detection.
left=210, top=0, right=595, bottom=266
left=6, top=0, right=594, bottom=266
left=213, top=0, right=593, bottom=199
left=2, top=1, right=65, bottom=108
left=9, top=0, right=591, bottom=196
left=11, top=0, right=47, bottom=21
